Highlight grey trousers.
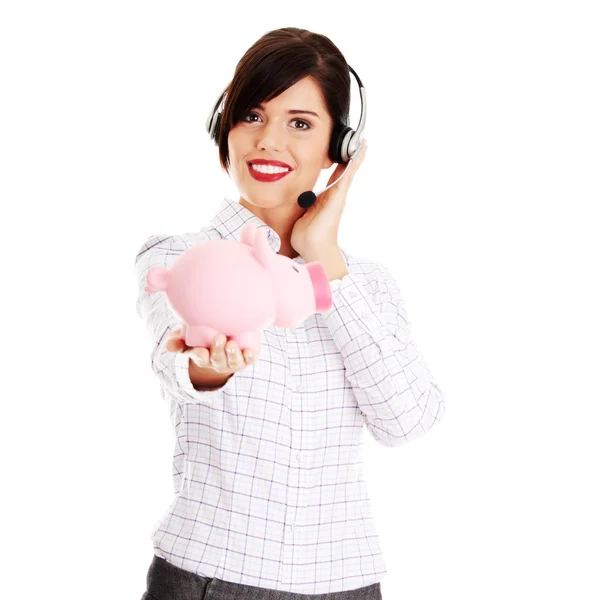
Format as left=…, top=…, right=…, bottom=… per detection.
left=141, top=554, right=382, bottom=600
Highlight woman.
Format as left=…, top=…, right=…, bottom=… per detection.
left=135, top=27, right=446, bottom=599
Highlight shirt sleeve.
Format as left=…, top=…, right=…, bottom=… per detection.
left=322, top=262, right=446, bottom=447
left=134, top=234, right=238, bottom=405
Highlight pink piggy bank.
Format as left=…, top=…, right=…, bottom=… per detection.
left=144, top=223, right=332, bottom=353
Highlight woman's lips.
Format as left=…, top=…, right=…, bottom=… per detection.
left=248, top=163, right=292, bottom=182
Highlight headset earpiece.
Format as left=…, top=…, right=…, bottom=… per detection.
left=329, top=123, right=364, bottom=164
left=205, top=86, right=227, bottom=145
left=211, top=112, right=222, bottom=145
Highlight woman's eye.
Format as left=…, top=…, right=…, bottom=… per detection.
left=292, top=119, right=311, bottom=130
left=242, top=112, right=311, bottom=130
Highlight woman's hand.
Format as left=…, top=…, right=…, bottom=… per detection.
left=165, top=329, right=259, bottom=375
left=291, top=138, right=367, bottom=259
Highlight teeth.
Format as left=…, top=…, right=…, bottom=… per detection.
left=250, top=163, right=291, bottom=174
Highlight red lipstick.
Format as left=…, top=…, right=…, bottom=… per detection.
left=247, top=159, right=293, bottom=183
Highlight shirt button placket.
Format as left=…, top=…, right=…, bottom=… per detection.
left=281, top=325, right=306, bottom=584
left=290, top=362, right=305, bottom=534
left=293, top=386, right=307, bottom=514
left=296, top=450, right=308, bottom=510
left=295, top=324, right=309, bottom=529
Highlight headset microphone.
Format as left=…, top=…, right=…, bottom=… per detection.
left=296, top=148, right=362, bottom=209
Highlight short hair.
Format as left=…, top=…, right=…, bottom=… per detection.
left=217, top=27, right=351, bottom=175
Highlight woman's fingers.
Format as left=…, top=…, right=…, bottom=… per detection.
left=242, top=348, right=255, bottom=365
left=190, top=346, right=209, bottom=366
left=225, top=340, right=245, bottom=371
left=209, top=333, right=228, bottom=372
left=166, top=329, right=185, bottom=352
left=167, top=329, right=259, bottom=372
left=225, top=343, right=259, bottom=370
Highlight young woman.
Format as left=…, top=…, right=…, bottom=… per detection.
left=135, top=27, right=446, bottom=600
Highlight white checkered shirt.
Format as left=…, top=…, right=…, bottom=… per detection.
left=134, top=197, right=446, bottom=594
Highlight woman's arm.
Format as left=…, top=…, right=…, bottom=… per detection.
left=322, top=261, right=446, bottom=447
left=134, top=232, right=237, bottom=404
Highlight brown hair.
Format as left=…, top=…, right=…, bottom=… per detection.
left=217, top=27, right=351, bottom=174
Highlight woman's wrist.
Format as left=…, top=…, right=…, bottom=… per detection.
left=188, top=358, right=233, bottom=390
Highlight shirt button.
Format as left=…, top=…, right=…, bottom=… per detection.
left=290, top=523, right=297, bottom=531
left=296, top=452, right=303, bottom=462
left=295, top=383, right=304, bottom=392
left=349, top=289, right=358, bottom=299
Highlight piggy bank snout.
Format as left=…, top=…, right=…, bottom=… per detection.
left=305, top=262, right=332, bottom=312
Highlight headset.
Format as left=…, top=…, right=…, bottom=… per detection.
left=205, top=65, right=367, bottom=209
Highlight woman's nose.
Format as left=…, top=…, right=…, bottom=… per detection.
left=257, top=120, right=285, bottom=151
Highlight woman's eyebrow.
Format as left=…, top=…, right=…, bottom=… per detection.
left=256, top=103, right=320, bottom=119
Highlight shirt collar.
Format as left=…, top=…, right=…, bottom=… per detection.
left=209, top=196, right=305, bottom=263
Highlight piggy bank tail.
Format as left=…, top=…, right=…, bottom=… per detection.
left=145, top=266, right=170, bottom=293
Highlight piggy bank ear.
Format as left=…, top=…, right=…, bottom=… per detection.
left=251, top=227, right=274, bottom=269
left=239, top=223, right=256, bottom=246
left=145, top=266, right=169, bottom=292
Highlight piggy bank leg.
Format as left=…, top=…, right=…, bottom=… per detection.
left=231, top=331, right=262, bottom=354
left=185, top=324, right=219, bottom=349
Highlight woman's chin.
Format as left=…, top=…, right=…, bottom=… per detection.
left=241, top=190, right=298, bottom=208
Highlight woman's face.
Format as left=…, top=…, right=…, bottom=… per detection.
left=227, top=76, right=335, bottom=208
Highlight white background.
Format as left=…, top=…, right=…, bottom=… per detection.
left=1, top=1, right=599, bottom=599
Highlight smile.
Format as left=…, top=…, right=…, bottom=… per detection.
left=248, top=163, right=292, bottom=182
